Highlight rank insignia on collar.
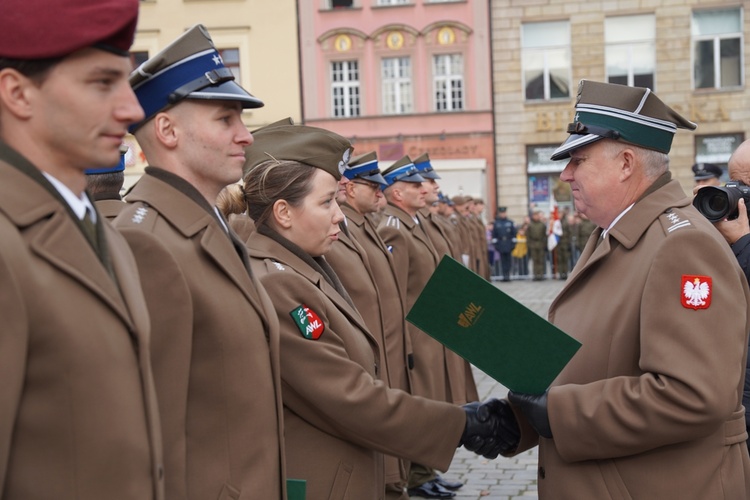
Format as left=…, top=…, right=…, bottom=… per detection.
left=290, top=304, right=325, bottom=340
left=681, top=275, right=712, bottom=310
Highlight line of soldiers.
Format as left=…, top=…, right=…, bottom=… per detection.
left=1, top=4, right=518, bottom=500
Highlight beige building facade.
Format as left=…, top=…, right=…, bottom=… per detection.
left=124, top=0, right=301, bottom=187
left=492, top=0, right=750, bottom=223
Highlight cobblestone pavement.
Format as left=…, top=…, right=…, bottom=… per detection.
left=410, top=277, right=567, bottom=500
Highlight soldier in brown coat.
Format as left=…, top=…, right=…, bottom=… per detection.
left=114, top=26, right=286, bottom=500
left=326, top=151, right=412, bottom=499
left=0, top=1, right=164, bottom=498
left=414, top=154, right=479, bottom=409
left=378, top=157, right=465, bottom=498
left=505, top=80, right=750, bottom=499
left=238, top=124, right=516, bottom=500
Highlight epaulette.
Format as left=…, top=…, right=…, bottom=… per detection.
left=658, top=207, right=693, bottom=235
left=384, top=215, right=400, bottom=229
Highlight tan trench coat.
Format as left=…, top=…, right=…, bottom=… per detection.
left=513, top=178, right=750, bottom=499
left=0, top=144, right=164, bottom=499
left=247, top=229, right=465, bottom=500
left=114, top=169, right=285, bottom=500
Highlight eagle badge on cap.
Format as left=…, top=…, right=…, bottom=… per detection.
left=338, top=148, right=352, bottom=176
left=681, top=275, right=711, bottom=310
left=290, top=304, right=325, bottom=340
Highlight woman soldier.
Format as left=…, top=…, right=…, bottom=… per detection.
left=225, top=123, right=518, bottom=500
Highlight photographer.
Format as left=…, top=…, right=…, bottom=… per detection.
left=696, top=139, right=750, bottom=453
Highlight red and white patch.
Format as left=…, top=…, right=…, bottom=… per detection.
left=681, top=275, right=712, bottom=310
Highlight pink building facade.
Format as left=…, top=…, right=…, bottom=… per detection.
left=298, top=0, right=496, bottom=212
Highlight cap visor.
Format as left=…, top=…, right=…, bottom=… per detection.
left=362, top=172, right=388, bottom=186
left=186, top=80, right=264, bottom=109
left=420, top=170, right=441, bottom=180
left=550, top=133, right=602, bottom=161
left=399, top=172, right=425, bottom=183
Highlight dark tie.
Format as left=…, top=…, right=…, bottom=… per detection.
left=81, top=208, right=99, bottom=252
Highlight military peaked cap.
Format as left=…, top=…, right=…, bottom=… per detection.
left=382, top=156, right=424, bottom=187
left=551, top=80, right=696, bottom=161
left=413, top=152, right=441, bottom=180
left=129, top=24, right=263, bottom=132
left=344, top=152, right=387, bottom=185
left=692, top=163, right=722, bottom=181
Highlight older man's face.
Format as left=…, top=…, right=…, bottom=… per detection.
left=559, top=140, right=625, bottom=228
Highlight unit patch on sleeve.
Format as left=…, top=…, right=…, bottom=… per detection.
left=290, top=304, right=325, bottom=340
left=681, top=275, right=712, bottom=310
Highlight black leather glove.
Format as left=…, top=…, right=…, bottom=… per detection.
left=508, top=390, right=552, bottom=438
left=460, top=398, right=520, bottom=458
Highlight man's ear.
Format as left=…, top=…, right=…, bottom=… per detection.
left=153, top=112, right=179, bottom=149
left=272, top=199, right=292, bottom=229
left=619, top=148, right=636, bottom=182
left=0, top=69, right=35, bottom=120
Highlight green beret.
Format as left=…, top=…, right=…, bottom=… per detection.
left=244, top=123, right=352, bottom=180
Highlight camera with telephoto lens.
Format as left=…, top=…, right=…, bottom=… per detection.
left=693, top=181, right=750, bottom=222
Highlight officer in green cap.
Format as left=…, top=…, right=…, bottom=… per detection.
left=502, top=80, right=750, bottom=499
left=114, top=24, right=286, bottom=500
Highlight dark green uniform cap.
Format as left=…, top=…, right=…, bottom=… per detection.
left=244, top=124, right=353, bottom=180
left=551, top=80, right=697, bottom=161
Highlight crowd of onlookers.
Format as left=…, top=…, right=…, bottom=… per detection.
left=487, top=207, right=598, bottom=281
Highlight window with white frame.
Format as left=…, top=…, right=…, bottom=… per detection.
left=376, top=0, right=409, bottom=5
left=331, top=60, right=360, bottom=118
left=605, top=15, right=655, bottom=89
left=692, top=8, right=743, bottom=90
left=382, top=57, right=413, bottom=114
left=433, top=54, right=464, bottom=112
left=521, top=21, right=570, bottom=101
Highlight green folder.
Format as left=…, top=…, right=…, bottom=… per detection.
left=406, top=255, right=581, bottom=394
left=286, top=479, right=306, bottom=500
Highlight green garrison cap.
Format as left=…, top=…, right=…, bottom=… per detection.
left=129, top=24, right=263, bottom=132
left=244, top=123, right=353, bottom=180
left=382, top=156, right=425, bottom=186
left=551, top=80, right=697, bottom=161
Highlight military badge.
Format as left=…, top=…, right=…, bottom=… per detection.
left=338, top=148, right=352, bottom=175
left=681, top=275, right=711, bottom=310
left=290, top=304, right=325, bottom=339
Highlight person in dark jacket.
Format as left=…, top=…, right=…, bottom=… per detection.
left=491, top=207, right=516, bottom=281
left=706, top=138, right=750, bottom=453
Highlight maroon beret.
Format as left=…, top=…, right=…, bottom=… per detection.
left=0, top=0, right=139, bottom=59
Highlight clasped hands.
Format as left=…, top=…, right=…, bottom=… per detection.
left=459, top=391, right=552, bottom=459
left=459, top=399, right=520, bottom=459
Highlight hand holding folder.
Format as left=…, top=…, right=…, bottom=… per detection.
left=406, top=256, right=581, bottom=394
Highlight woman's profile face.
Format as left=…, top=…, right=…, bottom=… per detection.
left=285, top=168, right=345, bottom=257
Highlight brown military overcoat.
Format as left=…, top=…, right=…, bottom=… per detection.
left=114, top=169, right=285, bottom=500
left=247, top=229, right=465, bottom=500
left=378, top=204, right=451, bottom=402
left=513, top=178, right=750, bottom=498
left=419, top=208, right=479, bottom=405
left=0, top=145, right=164, bottom=499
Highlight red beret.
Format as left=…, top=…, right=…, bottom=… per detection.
left=0, top=0, right=139, bottom=59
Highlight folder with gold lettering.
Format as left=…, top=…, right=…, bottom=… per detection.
left=406, top=255, right=581, bottom=394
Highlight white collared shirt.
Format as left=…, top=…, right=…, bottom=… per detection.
left=601, top=203, right=634, bottom=239
left=43, top=172, right=97, bottom=223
